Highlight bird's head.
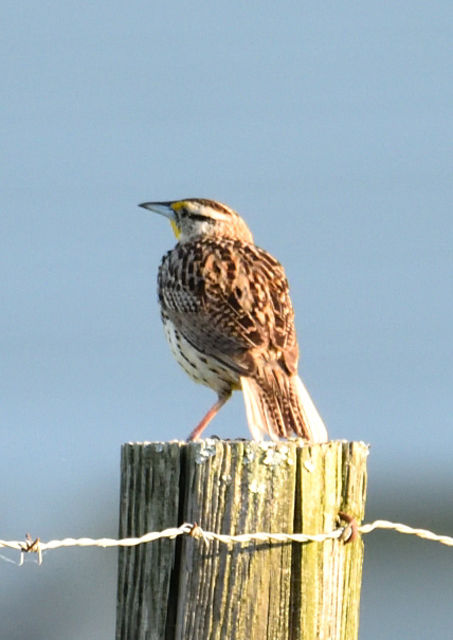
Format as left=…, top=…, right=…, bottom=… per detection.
left=139, top=198, right=254, bottom=244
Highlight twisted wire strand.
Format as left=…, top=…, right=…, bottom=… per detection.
left=1, top=519, right=453, bottom=565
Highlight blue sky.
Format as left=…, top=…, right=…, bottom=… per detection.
left=1, top=1, right=452, bottom=638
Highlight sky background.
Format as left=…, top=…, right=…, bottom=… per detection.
left=1, top=1, right=452, bottom=638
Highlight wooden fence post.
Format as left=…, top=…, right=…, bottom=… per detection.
left=116, top=440, right=368, bottom=640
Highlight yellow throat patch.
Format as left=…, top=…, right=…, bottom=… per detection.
left=170, top=220, right=181, bottom=238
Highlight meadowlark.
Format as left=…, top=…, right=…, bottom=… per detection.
left=139, top=198, right=328, bottom=443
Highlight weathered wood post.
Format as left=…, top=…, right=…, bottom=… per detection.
left=116, top=440, right=368, bottom=640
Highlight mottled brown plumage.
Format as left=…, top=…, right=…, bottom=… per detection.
left=140, top=198, right=328, bottom=442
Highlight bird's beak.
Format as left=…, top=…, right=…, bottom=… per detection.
left=139, top=201, right=181, bottom=238
left=139, top=201, right=176, bottom=220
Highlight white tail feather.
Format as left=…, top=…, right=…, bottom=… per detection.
left=293, top=376, right=328, bottom=443
left=240, top=374, right=328, bottom=442
left=241, top=377, right=277, bottom=441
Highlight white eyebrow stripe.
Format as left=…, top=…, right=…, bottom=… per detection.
left=209, top=210, right=231, bottom=221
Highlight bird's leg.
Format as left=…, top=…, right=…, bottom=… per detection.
left=187, top=392, right=232, bottom=441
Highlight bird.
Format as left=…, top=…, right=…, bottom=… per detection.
left=139, top=198, right=328, bottom=443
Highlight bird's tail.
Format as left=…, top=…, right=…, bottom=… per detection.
left=240, top=373, right=328, bottom=443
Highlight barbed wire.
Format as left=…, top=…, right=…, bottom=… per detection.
left=1, top=518, right=453, bottom=566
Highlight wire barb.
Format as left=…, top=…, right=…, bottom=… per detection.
left=20, top=534, right=42, bottom=566
left=338, top=512, right=359, bottom=544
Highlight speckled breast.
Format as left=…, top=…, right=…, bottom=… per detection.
left=161, top=313, right=239, bottom=394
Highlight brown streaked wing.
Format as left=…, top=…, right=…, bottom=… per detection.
left=158, top=238, right=299, bottom=376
